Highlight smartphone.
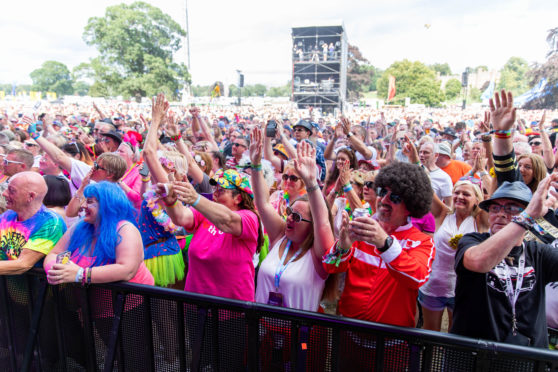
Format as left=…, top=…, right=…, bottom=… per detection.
left=266, top=120, right=278, bottom=138
left=139, top=163, right=149, bottom=177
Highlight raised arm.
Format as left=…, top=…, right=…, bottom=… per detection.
left=324, top=124, right=343, bottom=160
left=276, top=122, right=297, bottom=159
left=166, top=114, right=205, bottom=184
left=535, top=111, right=554, bottom=170
left=491, top=90, right=516, bottom=157
left=30, top=117, right=72, bottom=172
left=143, top=93, right=170, bottom=185
left=294, top=140, right=335, bottom=261
left=341, top=117, right=372, bottom=159
left=250, top=127, right=286, bottom=242
left=66, top=169, right=92, bottom=218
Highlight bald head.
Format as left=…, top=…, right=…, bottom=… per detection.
left=11, top=172, right=48, bottom=203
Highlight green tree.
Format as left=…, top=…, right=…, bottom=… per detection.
left=73, top=81, right=90, bottom=96
left=429, top=63, right=452, bottom=76
left=497, top=57, right=529, bottom=96
left=377, top=59, right=444, bottom=106
left=29, top=61, right=74, bottom=97
left=252, top=84, right=267, bottom=97
left=346, top=45, right=378, bottom=100
left=444, top=78, right=462, bottom=100
left=82, top=1, right=190, bottom=100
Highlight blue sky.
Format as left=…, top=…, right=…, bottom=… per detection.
left=2, top=0, right=556, bottom=87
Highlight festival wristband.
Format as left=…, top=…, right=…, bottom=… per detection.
left=164, top=199, right=179, bottom=208
left=306, top=184, right=320, bottom=193
left=251, top=163, right=262, bottom=171
left=343, top=183, right=353, bottom=193
left=191, top=194, right=201, bottom=207
left=75, top=267, right=84, bottom=283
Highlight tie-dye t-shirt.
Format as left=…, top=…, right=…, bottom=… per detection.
left=0, top=205, right=66, bottom=260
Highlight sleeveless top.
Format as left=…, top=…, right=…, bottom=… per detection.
left=420, top=213, right=476, bottom=298
left=255, top=237, right=326, bottom=311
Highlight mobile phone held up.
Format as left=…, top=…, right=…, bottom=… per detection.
left=266, top=120, right=278, bottom=138
left=139, top=163, right=149, bottom=177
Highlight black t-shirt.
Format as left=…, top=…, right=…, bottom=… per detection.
left=451, top=232, right=558, bottom=348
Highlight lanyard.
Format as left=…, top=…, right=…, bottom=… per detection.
left=274, top=240, right=301, bottom=291
left=120, top=163, right=137, bottom=181
left=502, top=244, right=526, bottom=336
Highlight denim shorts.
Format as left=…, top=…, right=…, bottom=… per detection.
left=418, top=290, right=455, bottom=312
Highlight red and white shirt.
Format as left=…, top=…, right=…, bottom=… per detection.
left=323, top=222, right=435, bottom=327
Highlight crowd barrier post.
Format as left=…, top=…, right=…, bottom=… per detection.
left=103, top=292, right=125, bottom=371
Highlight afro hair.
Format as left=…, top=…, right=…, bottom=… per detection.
left=374, top=162, right=432, bottom=218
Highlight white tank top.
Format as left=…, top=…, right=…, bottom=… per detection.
left=420, top=213, right=477, bottom=298
left=255, top=237, right=326, bottom=311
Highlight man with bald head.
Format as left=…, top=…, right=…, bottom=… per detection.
left=0, top=172, right=66, bottom=274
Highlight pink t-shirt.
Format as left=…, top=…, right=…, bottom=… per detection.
left=186, top=208, right=258, bottom=301
left=121, top=165, right=142, bottom=209
left=411, top=212, right=436, bottom=234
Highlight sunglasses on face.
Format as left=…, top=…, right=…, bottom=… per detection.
left=286, top=206, right=312, bottom=223
left=529, top=141, right=542, bottom=146
left=487, top=203, right=524, bottom=215
left=233, top=143, right=246, bottom=148
left=93, top=162, right=107, bottom=171
left=376, top=187, right=403, bottom=204
left=24, top=142, right=38, bottom=147
left=364, top=181, right=375, bottom=189
left=282, top=174, right=299, bottom=182
left=3, top=159, right=24, bottom=166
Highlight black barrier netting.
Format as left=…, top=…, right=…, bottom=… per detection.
left=305, top=324, right=331, bottom=371
left=215, top=308, right=248, bottom=371
left=337, top=329, right=379, bottom=370
left=489, top=357, right=534, bottom=372
left=259, top=316, right=293, bottom=371
left=118, top=293, right=152, bottom=372
left=89, top=287, right=114, bottom=370
left=150, top=298, right=181, bottom=371
left=5, top=275, right=32, bottom=370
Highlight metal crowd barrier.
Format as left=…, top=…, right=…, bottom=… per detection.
left=1, top=269, right=558, bottom=372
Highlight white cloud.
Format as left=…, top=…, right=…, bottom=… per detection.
left=1, top=0, right=556, bottom=88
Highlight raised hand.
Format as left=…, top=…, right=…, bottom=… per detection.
left=293, top=140, right=317, bottom=185
left=349, top=215, right=388, bottom=248
left=338, top=160, right=350, bottom=186
left=340, top=116, right=352, bottom=135
left=526, top=176, right=552, bottom=219
left=338, top=211, right=353, bottom=250
left=479, top=111, right=491, bottom=133
left=249, top=127, right=263, bottom=165
left=172, top=181, right=199, bottom=205
left=166, top=112, right=179, bottom=138
left=489, top=90, right=516, bottom=132
left=152, top=93, right=169, bottom=126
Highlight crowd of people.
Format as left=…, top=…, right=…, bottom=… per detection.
left=0, top=89, right=558, bottom=362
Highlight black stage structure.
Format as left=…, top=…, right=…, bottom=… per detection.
left=291, top=23, right=348, bottom=113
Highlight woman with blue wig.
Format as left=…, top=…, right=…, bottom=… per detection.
left=44, top=181, right=154, bottom=286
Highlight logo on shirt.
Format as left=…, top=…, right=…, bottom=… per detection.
left=207, top=224, right=224, bottom=236
left=487, top=262, right=536, bottom=294
left=0, top=231, right=27, bottom=260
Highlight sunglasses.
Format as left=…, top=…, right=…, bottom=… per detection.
left=282, top=174, right=300, bottom=182
left=487, top=203, right=524, bottom=215
left=3, top=159, right=24, bottom=166
left=93, top=162, right=107, bottom=171
left=364, top=181, right=375, bottom=189
left=24, top=142, right=38, bottom=147
left=529, top=141, right=542, bottom=146
left=376, top=187, right=403, bottom=204
left=286, top=206, right=312, bottom=223
left=233, top=143, right=246, bottom=148
left=100, top=137, right=112, bottom=143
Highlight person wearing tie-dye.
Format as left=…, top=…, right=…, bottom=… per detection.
left=0, top=171, right=66, bottom=274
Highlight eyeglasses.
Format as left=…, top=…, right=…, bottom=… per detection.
left=3, top=159, right=24, bottom=166
left=100, top=137, right=112, bottom=143
left=376, top=187, right=403, bottom=204
left=93, top=162, right=107, bottom=171
left=282, top=174, right=300, bottom=182
left=293, top=128, right=307, bottom=132
left=529, top=141, right=542, bottom=146
left=487, top=203, right=524, bottom=215
left=286, top=206, right=312, bottom=223
left=233, top=143, right=246, bottom=148
left=364, top=181, right=375, bottom=189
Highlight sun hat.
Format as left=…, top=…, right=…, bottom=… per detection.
left=209, top=169, right=253, bottom=198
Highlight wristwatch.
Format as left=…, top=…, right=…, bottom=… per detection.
left=378, top=236, right=393, bottom=253
left=346, top=132, right=353, bottom=139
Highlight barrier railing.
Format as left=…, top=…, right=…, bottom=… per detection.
left=1, top=269, right=557, bottom=372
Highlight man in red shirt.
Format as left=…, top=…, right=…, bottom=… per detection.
left=436, top=141, right=473, bottom=184
left=323, top=162, right=435, bottom=327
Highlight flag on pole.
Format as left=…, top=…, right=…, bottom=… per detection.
left=211, top=84, right=221, bottom=98
left=481, top=80, right=495, bottom=104
left=387, top=75, right=396, bottom=101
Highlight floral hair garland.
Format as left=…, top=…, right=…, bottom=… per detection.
left=143, top=189, right=179, bottom=234
left=160, top=157, right=175, bottom=170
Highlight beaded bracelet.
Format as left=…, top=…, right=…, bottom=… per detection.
left=169, top=133, right=182, bottom=142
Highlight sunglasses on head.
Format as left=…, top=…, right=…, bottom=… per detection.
left=93, top=162, right=106, bottom=171
left=282, top=174, right=299, bottom=182
left=459, top=176, right=481, bottom=185
left=286, top=206, right=312, bottom=223
left=376, top=187, right=403, bottom=204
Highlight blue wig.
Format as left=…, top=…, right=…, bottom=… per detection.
left=67, top=181, right=138, bottom=266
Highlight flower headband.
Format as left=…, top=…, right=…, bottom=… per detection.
left=160, top=157, right=175, bottom=170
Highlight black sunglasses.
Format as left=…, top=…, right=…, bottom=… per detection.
left=376, top=187, right=403, bottom=204
left=282, top=174, right=300, bottom=182
left=364, top=181, right=375, bottom=189
left=286, top=206, right=312, bottom=223
left=233, top=143, right=247, bottom=148
left=94, top=162, right=107, bottom=171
